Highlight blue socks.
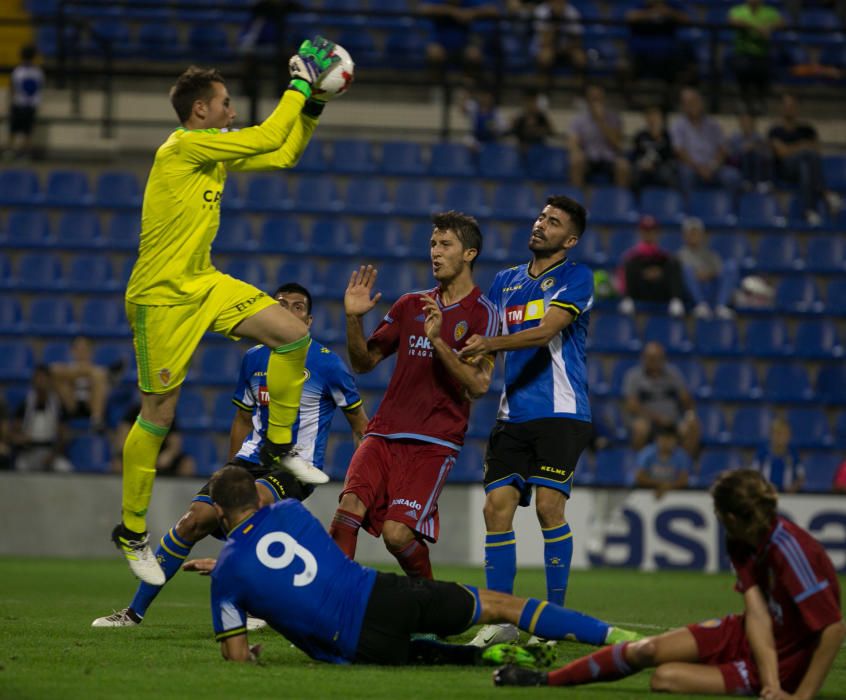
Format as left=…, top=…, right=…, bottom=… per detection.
left=518, top=597, right=609, bottom=646
left=484, top=530, right=516, bottom=594
left=129, top=527, right=193, bottom=618
left=543, top=522, right=573, bottom=607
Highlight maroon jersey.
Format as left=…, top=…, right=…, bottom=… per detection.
left=364, top=286, right=498, bottom=449
left=729, top=516, right=842, bottom=659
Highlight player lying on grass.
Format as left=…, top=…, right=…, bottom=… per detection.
left=494, top=468, right=845, bottom=699
left=183, top=465, right=642, bottom=665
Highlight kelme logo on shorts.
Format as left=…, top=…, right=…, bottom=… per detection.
left=454, top=320, right=468, bottom=342
left=158, top=368, right=172, bottom=386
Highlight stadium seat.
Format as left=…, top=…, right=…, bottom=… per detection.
left=429, top=142, right=477, bottom=178
left=793, top=320, right=843, bottom=359
left=94, top=171, right=141, bottom=209
left=762, top=363, right=813, bottom=403
left=393, top=181, right=440, bottom=217
left=730, top=406, right=772, bottom=447
left=588, top=361, right=608, bottom=397
left=774, top=277, right=823, bottom=314
left=344, top=179, right=390, bottom=216
left=737, top=192, right=784, bottom=228
left=589, top=187, right=637, bottom=225
left=753, top=234, right=802, bottom=273
left=451, top=443, right=484, bottom=483
left=310, top=304, right=345, bottom=344
left=294, top=175, right=341, bottom=213
left=696, top=404, right=729, bottom=445
left=44, top=170, right=92, bottom=207
left=196, top=345, right=244, bottom=386
left=313, top=219, right=357, bottom=256
left=837, top=414, right=846, bottom=449
left=805, top=235, right=846, bottom=274
left=79, top=298, right=128, bottom=337
left=354, top=356, right=394, bottom=391
left=258, top=217, right=308, bottom=255
left=57, top=212, right=103, bottom=249
left=0, top=252, right=9, bottom=290
left=0, top=297, right=23, bottom=335
left=816, top=364, right=846, bottom=405
left=314, top=260, right=357, bottom=299
left=526, top=145, right=568, bottom=183
left=489, top=183, right=537, bottom=221
left=467, top=396, right=499, bottom=438
left=606, top=228, right=637, bottom=261
left=824, top=279, right=846, bottom=315
left=0, top=342, right=33, bottom=380
left=786, top=407, right=833, bottom=449
left=693, top=318, right=739, bottom=356
left=41, top=340, right=70, bottom=364
left=380, top=141, right=426, bottom=176
left=693, top=450, right=741, bottom=488
left=478, top=143, right=525, bottom=181
left=26, top=298, right=76, bottom=336
left=593, top=448, right=634, bottom=487
left=223, top=260, right=268, bottom=290
left=244, top=176, right=290, bottom=212
left=331, top=139, right=377, bottom=174
left=296, top=140, right=328, bottom=173
left=639, top=188, right=683, bottom=225
left=188, top=25, right=231, bottom=61
left=215, top=216, right=254, bottom=253
left=67, top=255, right=117, bottom=293
left=360, top=221, right=409, bottom=258
left=442, top=182, right=489, bottom=217
left=592, top=399, right=627, bottom=442
left=68, top=435, right=111, bottom=473
left=174, top=0, right=222, bottom=22
left=275, top=261, right=317, bottom=294
left=708, top=362, right=761, bottom=402
left=178, top=390, right=210, bottom=431
left=588, top=314, right=641, bottom=353
left=608, top=357, right=639, bottom=397
left=674, top=358, right=707, bottom=397
left=686, top=190, right=736, bottom=228
left=4, top=210, right=51, bottom=248
left=136, top=22, right=183, bottom=59
left=802, top=454, right=840, bottom=493
left=182, top=436, right=221, bottom=477
left=0, top=169, right=40, bottom=205
left=15, top=253, right=64, bottom=291
left=822, top=154, right=846, bottom=192
left=105, top=212, right=140, bottom=250
left=211, top=393, right=236, bottom=432
left=710, top=233, right=752, bottom=268
left=743, top=319, right=791, bottom=357
left=92, top=342, right=134, bottom=380
left=220, top=175, right=243, bottom=212
left=642, top=317, right=692, bottom=354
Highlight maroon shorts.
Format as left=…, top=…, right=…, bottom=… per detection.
left=340, top=437, right=457, bottom=542
left=688, top=614, right=811, bottom=695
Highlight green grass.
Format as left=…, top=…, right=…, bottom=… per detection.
left=0, top=559, right=843, bottom=699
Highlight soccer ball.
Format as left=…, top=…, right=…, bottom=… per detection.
left=314, top=44, right=354, bottom=100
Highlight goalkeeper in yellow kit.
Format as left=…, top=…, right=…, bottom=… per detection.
left=115, top=37, right=339, bottom=585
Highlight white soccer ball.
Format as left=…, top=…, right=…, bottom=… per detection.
left=313, top=44, right=355, bottom=100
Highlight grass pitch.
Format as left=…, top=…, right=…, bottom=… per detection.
left=1, top=559, right=843, bottom=700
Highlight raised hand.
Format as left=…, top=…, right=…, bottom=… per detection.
left=289, top=36, right=339, bottom=97
left=182, top=557, right=217, bottom=575
left=421, top=294, right=442, bottom=342
left=459, top=333, right=493, bottom=359
left=344, top=265, right=382, bottom=317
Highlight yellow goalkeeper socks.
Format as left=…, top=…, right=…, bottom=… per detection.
left=121, top=416, right=169, bottom=534
left=266, top=335, right=311, bottom=445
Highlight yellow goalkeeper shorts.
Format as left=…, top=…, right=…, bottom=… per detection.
left=126, top=272, right=277, bottom=394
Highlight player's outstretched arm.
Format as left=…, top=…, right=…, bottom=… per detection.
left=183, top=557, right=217, bottom=574
left=460, top=306, right=573, bottom=358
left=744, top=585, right=781, bottom=695
left=345, top=265, right=385, bottom=373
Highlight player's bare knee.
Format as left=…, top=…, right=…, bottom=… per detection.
left=382, top=521, right=414, bottom=551
left=535, top=501, right=565, bottom=529
left=483, top=496, right=514, bottom=531
left=175, top=509, right=213, bottom=543
left=627, top=638, right=657, bottom=667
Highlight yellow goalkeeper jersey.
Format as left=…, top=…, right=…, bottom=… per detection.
left=126, top=90, right=316, bottom=305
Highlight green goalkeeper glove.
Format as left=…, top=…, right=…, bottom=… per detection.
left=288, top=36, right=338, bottom=100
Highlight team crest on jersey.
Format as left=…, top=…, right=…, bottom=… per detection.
left=304, top=369, right=311, bottom=381
left=699, top=618, right=722, bottom=628
left=158, top=368, right=172, bottom=387
left=541, top=277, right=555, bottom=291
left=454, top=320, right=469, bottom=341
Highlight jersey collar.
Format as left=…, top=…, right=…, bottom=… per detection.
left=526, top=257, right=568, bottom=280
left=435, top=285, right=482, bottom=311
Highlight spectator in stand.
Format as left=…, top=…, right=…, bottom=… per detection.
left=677, top=217, right=738, bottom=320
left=622, top=341, right=700, bottom=456
left=670, top=88, right=741, bottom=201
left=5, top=44, right=44, bottom=160
left=11, top=365, right=72, bottom=472
left=728, top=0, right=784, bottom=116
left=510, top=88, right=554, bottom=148
left=728, top=113, right=773, bottom=193
left=50, top=336, right=110, bottom=432
left=617, top=215, right=686, bottom=318
left=531, top=0, right=587, bottom=92
left=752, top=416, right=804, bottom=494
left=630, top=106, right=677, bottom=194
left=622, top=0, right=696, bottom=110
left=768, top=93, right=842, bottom=226
left=568, top=85, right=630, bottom=188
left=833, top=458, right=846, bottom=494
left=460, top=86, right=508, bottom=149
left=111, top=402, right=196, bottom=477
left=635, top=426, right=691, bottom=499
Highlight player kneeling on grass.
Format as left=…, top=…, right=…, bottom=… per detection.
left=494, top=468, right=845, bottom=698
left=183, top=465, right=641, bottom=666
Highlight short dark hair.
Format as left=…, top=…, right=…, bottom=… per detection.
left=169, top=66, right=225, bottom=123
left=431, top=211, right=483, bottom=268
left=274, top=282, right=313, bottom=314
left=20, top=45, right=37, bottom=62
left=209, top=465, right=258, bottom=514
left=546, top=195, right=587, bottom=237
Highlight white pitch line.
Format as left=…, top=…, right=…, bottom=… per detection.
left=608, top=621, right=668, bottom=630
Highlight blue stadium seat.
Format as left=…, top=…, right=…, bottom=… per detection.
left=224, top=260, right=268, bottom=290
left=220, top=175, right=243, bottom=212
left=710, top=233, right=752, bottom=268
left=67, top=255, right=117, bottom=293
left=467, top=396, right=499, bottom=438
left=693, top=318, right=739, bottom=356
left=774, top=277, right=823, bottom=314
left=589, top=187, right=637, bottom=226
left=4, top=210, right=51, bottom=248
left=188, top=24, right=231, bottom=60
left=354, top=356, right=394, bottom=391
left=92, top=342, right=134, bottom=378
left=275, top=261, right=318, bottom=293
left=451, top=443, right=484, bottom=483
left=674, top=358, right=707, bottom=397
left=803, top=454, right=840, bottom=492
left=816, top=365, right=846, bottom=405
left=41, top=340, right=70, bottom=364
left=136, top=22, right=183, bottom=59
left=592, top=399, right=627, bottom=442
left=588, top=361, right=608, bottom=397
left=642, top=317, right=692, bottom=354
left=0, top=342, right=33, bottom=380
left=326, top=440, right=356, bottom=481
left=588, top=314, right=641, bottom=353
left=178, top=390, right=210, bottom=431
left=762, top=363, right=813, bottom=402
left=696, top=404, right=729, bottom=445
left=753, top=234, right=802, bottom=273
left=310, top=304, right=345, bottom=344
left=257, top=217, right=308, bottom=255
left=244, top=176, right=290, bottom=212
left=822, top=154, right=846, bottom=191
left=196, top=345, right=244, bottom=385
left=0, top=252, right=9, bottom=290
left=331, top=139, right=377, bottom=174
left=692, top=449, right=741, bottom=488
left=211, top=393, right=236, bottom=432
left=318, top=260, right=360, bottom=299
left=215, top=216, right=254, bottom=253
left=793, top=320, right=843, bottom=359
left=336, top=28, right=380, bottom=64
left=361, top=221, right=409, bottom=258
left=174, top=0, right=222, bottom=22
left=381, top=141, right=426, bottom=176
left=805, top=235, right=846, bottom=274
left=442, top=182, right=489, bottom=217
left=26, top=298, right=76, bottom=335
left=737, top=192, right=784, bottom=228
left=68, top=435, right=111, bottom=473
left=593, top=448, right=634, bottom=487
left=490, top=183, right=536, bottom=220
left=743, top=318, right=791, bottom=357
left=730, top=406, right=772, bottom=447
left=16, top=253, right=64, bottom=291
left=0, top=169, right=40, bottom=205
left=313, top=219, right=357, bottom=256
left=606, top=228, right=637, bottom=261
left=526, top=144, right=568, bottom=183
left=786, top=407, right=833, bottom=449
left=797, top=8, right=844, bottom=47
left=296, top=140, right=328, bottom=173
left=608, top=357, right=639, bottom=397
left=57, top=212, right=103, bottom=250
left=393, top=180, right=440, bottom=217
left=344, top=179, right=390, bottom=216
left=182, top=436, right=221, bottom=477
left=44, top=170, right=92, bottom=207
left=825, top=279, right=846, bottom=315
left=79, top=298, right=128, bottom=337
left=837, top=414, right=846, bottom=449
left=708, top=362, right=761, bottom=402
left=429, top=142, right=477, bottom=178
left=570, top=227, right=606, bottom=266
left=94, top=171, right=141, bottom=209
left=0, top=297, right=23, bottom=334
left=639, top=188, right=683, bottom=225
left=294, top=175, right=341, bottom=213
left=105, top=212, right=140, bottom=250
left=384, top=29, right=427, bottom=69
left=686, top=190, right=736, bottom=228
left=478, top=143, right=525, bottom=180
